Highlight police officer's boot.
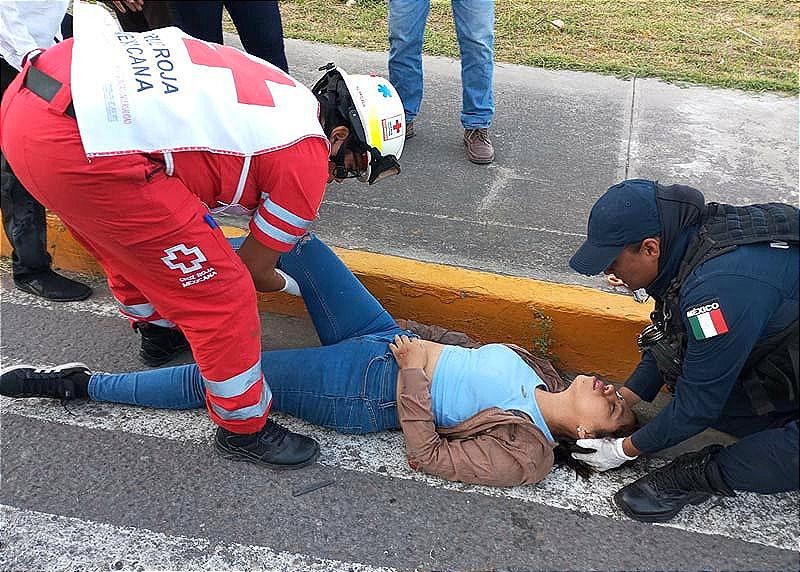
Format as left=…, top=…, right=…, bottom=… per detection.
left=215, top=419, right=320, bottom=470
left=133, top=322, right=190, bottom=367
left=614, top=445, right=735, bottom=522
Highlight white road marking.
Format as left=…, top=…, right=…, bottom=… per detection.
left=3, top=394, right=798, bottom=552
left=0, top=504, right=396, bottom=572
left=324, top=200, right=587, bottom=238
left=477, top=166, right=516, bottom=212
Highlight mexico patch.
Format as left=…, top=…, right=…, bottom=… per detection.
left=686, top=299, right=729, bottom=340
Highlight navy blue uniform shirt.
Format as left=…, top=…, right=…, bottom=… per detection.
left=627, top=241, right=799, bottom=454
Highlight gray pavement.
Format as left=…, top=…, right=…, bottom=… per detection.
left=218, top=35, right=800, bottom=291
left=1, top=267, right=798, bottom=571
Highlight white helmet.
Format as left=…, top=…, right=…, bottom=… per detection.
left=312, top=63, right=405, bottom=185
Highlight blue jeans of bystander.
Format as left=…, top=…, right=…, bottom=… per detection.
left=388, top=0, right=494, bottom=129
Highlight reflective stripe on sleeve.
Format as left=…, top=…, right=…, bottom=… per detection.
left=262, top=197, right=314, bottom=230
left=252, top=210, right=299, bottom=246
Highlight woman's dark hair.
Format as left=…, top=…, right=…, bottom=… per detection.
left=552, top=418, right=640, bottom=480
left=553, top=423, right=639, bottom=479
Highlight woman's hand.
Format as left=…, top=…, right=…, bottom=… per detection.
left=389, top=335, right=427, bottom=370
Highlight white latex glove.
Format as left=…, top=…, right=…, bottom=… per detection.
left=571, top=438, right=638, bottom=471
left=275, top=268, right=301, bottom=296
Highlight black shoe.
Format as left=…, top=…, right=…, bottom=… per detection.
left=14, top=270, right=92, bottom=302
left=614, top=445, right=734, bottom=523
left=215, top=419, right=320, bottom=470
left=134, top=322, right=190, bottom=367
left=0, top=362, right=91, bottom=400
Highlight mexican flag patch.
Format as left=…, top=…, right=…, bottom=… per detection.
left=686, top=299, right=729, bottom=340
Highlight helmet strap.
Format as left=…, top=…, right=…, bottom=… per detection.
left=367, top=149, right=401, bottom=185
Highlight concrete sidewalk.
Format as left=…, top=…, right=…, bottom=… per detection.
left=270, top=36, right=798, bottom=289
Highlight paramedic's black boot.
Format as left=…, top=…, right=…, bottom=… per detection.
left=215, top=419, right=320, bottom=470
left=134, top=322, right=190, bottom=367
left=614, top=445, right=735, bottom=522
left=14, top=270, right=92, bottom=302
left=0, top=363, right=90, bottom=400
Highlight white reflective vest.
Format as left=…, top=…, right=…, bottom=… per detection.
left=70, top=1, right=326, bottom=161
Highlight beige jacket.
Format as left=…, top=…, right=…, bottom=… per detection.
left=394, top=320, right=566, bottom=487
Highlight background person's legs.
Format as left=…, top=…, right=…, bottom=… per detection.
left=451, top=0, right=495, bottom=130
left=170, top=1, right=225, bottom=43
left=1, top=155, right=51, bottom=278
left=452, top=0, right=495, bottom=164
left=0, top=57, right=90, bottom=302
left=388, top=0, right=430, bottom=129
left=225, top=1, right=289, bottom=72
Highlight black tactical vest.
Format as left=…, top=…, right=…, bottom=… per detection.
left=644, top=202, right=799, bottom=415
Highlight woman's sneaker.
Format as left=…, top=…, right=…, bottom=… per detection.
left=215, top=419, right=320, bottom=469
left=0, top=363, right=91, bottom=400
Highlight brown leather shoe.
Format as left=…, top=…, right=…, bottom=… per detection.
left=405, top=121, right=415, bottom=140
left=464, top=128, right=494, bottom=164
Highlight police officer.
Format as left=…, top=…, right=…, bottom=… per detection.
left=568, top=179, right=799, bottom=522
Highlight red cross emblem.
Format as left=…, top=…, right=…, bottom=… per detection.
left=183, top=38, right=295, bottom=107
left=162, top=244, right=207, bottom=274
left=381, top=114, right=404, bottom=140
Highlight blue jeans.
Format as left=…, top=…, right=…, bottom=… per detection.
left=90, top=234, right=406, bottom=434
left=388, top=0, right=494, bottom=129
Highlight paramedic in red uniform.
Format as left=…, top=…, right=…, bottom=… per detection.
left=0, top=9, right=406, bottom=469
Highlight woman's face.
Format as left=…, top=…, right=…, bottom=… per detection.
left=568, top=375, right=636, bottom=438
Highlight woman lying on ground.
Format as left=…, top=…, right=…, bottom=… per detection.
left=0, top=234, right=636, bottom=487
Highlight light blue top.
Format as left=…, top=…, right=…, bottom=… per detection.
left=430, top=343, right=555, bottom=442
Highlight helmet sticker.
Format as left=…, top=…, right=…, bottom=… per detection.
left=377, top=84, right=393, bottom=98
left=381, top=115, right=404, bottom=141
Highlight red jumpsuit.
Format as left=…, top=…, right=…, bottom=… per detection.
left=0, top=39, right=329, bottom=434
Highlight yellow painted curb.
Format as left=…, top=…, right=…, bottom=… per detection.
left=1, top=214, right=653, bottom=380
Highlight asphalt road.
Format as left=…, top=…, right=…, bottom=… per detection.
left=2, top=267, right=798, bottom=572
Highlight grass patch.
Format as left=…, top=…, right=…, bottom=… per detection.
left=224, top=0, right=798, bottom=93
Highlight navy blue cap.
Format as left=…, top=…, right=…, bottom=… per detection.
left=569, top=179, right=662, bottom=276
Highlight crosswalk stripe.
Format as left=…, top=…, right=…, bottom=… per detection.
left=0, top=504, right=396, bottom=572
left=3, top=394, right=798, bottom=552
